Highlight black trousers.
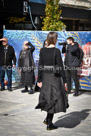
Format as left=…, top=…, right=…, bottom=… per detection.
left=65, top=67, right=79, bottom=93
left=25, top=85, right=33, bottom=90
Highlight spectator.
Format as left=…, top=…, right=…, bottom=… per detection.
left=62, top=37, right=80, bottom=96
left=0, top=37, right=16, bottom=91
left=18, top=41, right=35, bottom=94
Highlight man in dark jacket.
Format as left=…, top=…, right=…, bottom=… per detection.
left=0, top=37, right=16, bottom=91
left=62, top=37, right=80, bottom=96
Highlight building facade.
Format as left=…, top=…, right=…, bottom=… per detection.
left=59, top=0, right=91, bottom=31
left=0, top=0, right=91, bottom=36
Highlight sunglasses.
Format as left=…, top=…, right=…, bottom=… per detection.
left=25, top=43, right=29, bottom=46
left=2, top=41, right=7, bottom=42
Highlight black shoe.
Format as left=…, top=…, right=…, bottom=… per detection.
left=47, top=123, right=58, bottom=131
left=8, top=88, right=13, bottom=91
left=67, top=91, right=71, bottom=94
left=21, top=89, right=28, bottom=93
left=0, top=87, right=5, bottom=91
left=73, top=92, right=79, bottom=96
left=43, top=119, right=48, bottom=125
left=28, top=89, right=34, bottom=94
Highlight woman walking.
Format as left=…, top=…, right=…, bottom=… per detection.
left=18, top=41, right=35, bottom=94
left=36, top=32, right=68, bottom=130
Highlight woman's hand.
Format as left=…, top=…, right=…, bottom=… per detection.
left=65, top=83, right=67, bottom=88
left=13, top=64, right=16, bottom=68
left=64, top=83, right=67, bottom=91
left=37, top=82, right=42, bottom=88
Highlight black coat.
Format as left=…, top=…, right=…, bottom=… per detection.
left=35, top=48, right=68, bottom=114
left=62, top=42, right=80, bottom=67
left=18, top=42, right=35, bottom=68
left=0, top=45, right=16, bottom=67
left=38, top=48, right=67, bottom=83
left=18, top=43, right=35, bottom=86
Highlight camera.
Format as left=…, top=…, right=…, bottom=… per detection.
left=58, top=42, right=67, bottom=46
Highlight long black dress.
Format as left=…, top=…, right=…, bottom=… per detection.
left=36, top=47, right=68, bottom=114
left=18, top=42, right=35, bottom=87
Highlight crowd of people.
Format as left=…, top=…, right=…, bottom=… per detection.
left=0, top=32, right=83, bottom=130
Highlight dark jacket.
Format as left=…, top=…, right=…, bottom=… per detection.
left=0, top=45, right=16, bottom=67
left=18, top=42, right=35, bottom=86
left=38, top=48, right=67, bottom=83
left=62, top=42, right=80, bottom=67
left=18, top=42, right=35, bottom=68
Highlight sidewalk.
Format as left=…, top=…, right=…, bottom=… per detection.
left=0, top=86, right=91, bottom=136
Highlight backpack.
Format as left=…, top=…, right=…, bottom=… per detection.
left=78, top=48, right=84, bottom=66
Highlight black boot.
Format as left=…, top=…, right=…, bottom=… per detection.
left=46, top=113, right=58, bottom=130
left=43, top=119, right=48, bottom=125
left=67, top=90, right=71, bottom=94
left=47, top=123, right=58, bottom=130
left=21, top=86, right=28, bottom=93
left=0, top=87, right=5, bottom=91
left=73, top=90, right=79, bottom=96
left=73, top=92, right=79, bottom=96
left=8, top=87, right=13, bottom=91
left=28, top=89, right=34, bottom=94
left=28, top=86, right=34, bottom=94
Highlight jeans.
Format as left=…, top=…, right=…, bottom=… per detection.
left=0, top=66, right=12, bottom=88
left=65, top=67, right=79, bottom=94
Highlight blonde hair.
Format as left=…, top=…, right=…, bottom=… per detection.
left=23, top=41, right=29, bottom=50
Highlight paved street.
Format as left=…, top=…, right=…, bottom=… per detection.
left=0, top=84, right=91, bottom=136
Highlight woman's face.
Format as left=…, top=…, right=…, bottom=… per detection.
left=24, top=45, right=29, bottom=50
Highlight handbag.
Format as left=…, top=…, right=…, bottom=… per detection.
left=53, top=48, right=61, bottom=77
